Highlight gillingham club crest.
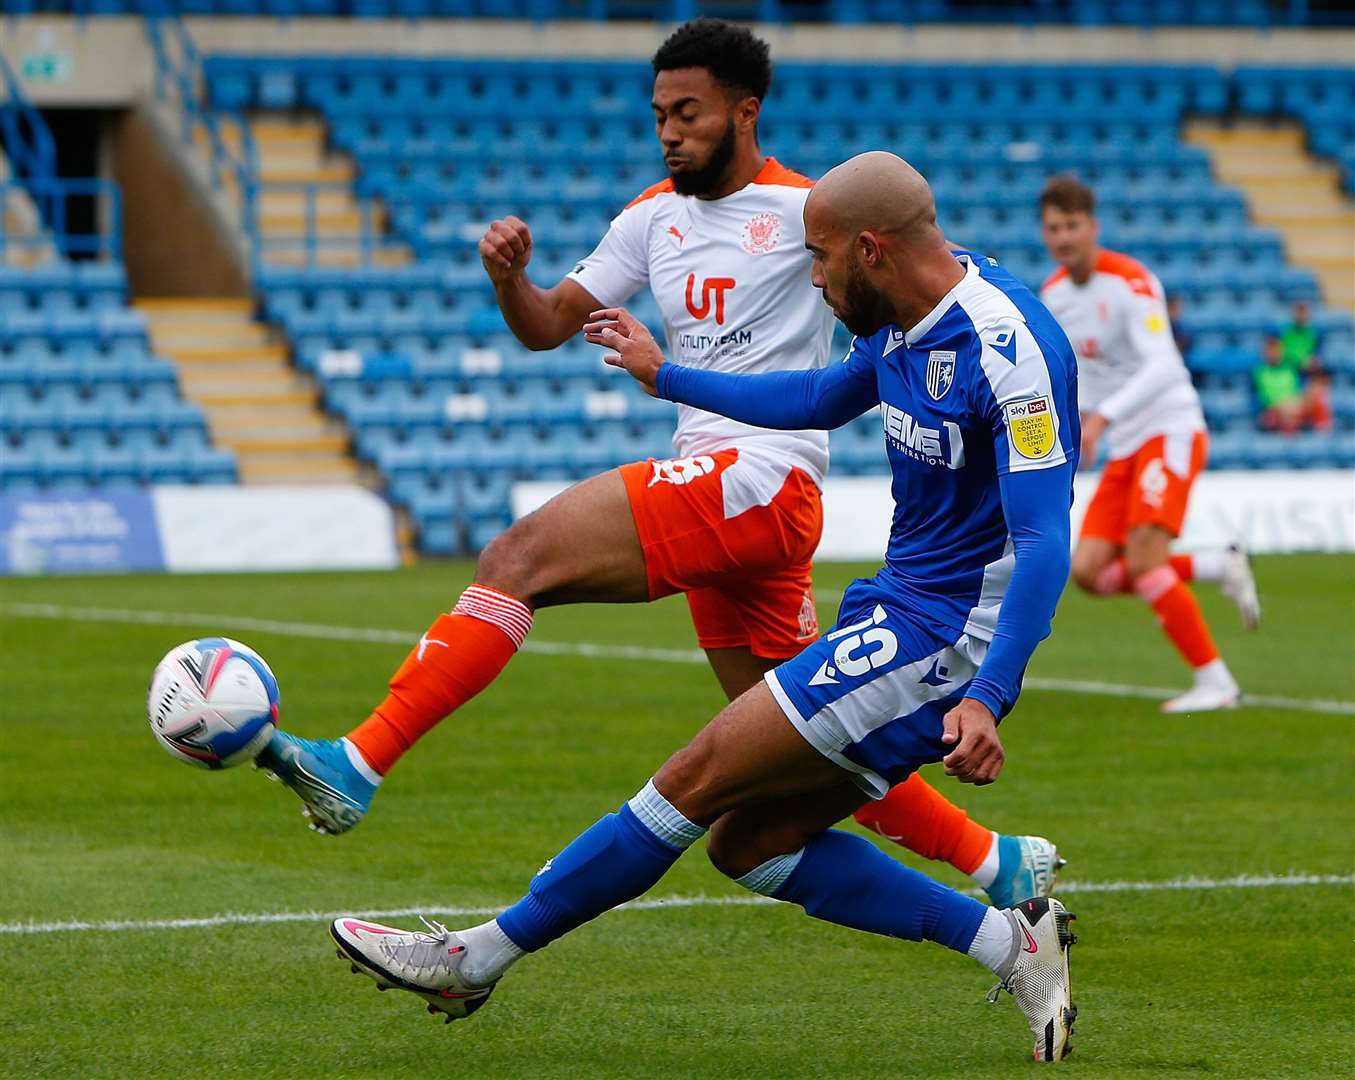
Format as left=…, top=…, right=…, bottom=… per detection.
left=925, top=350, right=956, bottom=400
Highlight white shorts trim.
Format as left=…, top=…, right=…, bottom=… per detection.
left=764, top=668, right=891, bottom=799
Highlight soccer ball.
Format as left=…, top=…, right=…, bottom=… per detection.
left=147, top=637, right=279, bottom=769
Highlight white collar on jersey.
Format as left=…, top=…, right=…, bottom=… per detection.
left=904, top=252, right=981, bottom=349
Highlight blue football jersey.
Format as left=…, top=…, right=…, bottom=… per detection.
left=839, top=251, right=1079, bottom=639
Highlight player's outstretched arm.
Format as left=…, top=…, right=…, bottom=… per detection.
left=588, top=307, right=880, bottom=428
left=963, top=464, right=1074, bottom=725
left=480, top=216, right=600, bottom=351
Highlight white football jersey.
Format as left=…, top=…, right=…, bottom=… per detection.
left=567, top=159, right=836, bottom=503
left=1040, top=249, right=1204, bottom=462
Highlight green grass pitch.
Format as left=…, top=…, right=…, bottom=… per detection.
left=2, top=555, right=1352, bottom=1079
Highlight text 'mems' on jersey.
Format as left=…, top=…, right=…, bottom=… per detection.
left=567, top=158, right=836, bottom=486
left=857, top=253, right=1079, bottom=641
left=1041, top=248, right=1204, bottom=461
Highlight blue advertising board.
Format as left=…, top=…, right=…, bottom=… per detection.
left=0, top=491, right=165, bottom=574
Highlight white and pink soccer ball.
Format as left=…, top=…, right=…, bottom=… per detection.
left=147, top=638, right=279, bottom=769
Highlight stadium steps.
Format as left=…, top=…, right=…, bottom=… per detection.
left=0, top=151, right=60, bottom=268
left=1185, top=121, right=1355, bottom=315
left=214, top=114, right=408, bottom=268
left=135, top=296, right=363, bottom=486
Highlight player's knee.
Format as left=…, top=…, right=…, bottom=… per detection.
left=706, top=811, right=805, bottom=880
left=651, top=740, right=724, bottom=827
left=1124, top=535, right=1169, bottom=582
left=1069, top=554, right=1103, bottom=593
left=474, top=516, right=551, bottom=603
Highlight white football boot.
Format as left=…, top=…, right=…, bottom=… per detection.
left=988, top=897, right=1079, bottom=1063
left=330, top=916, right=497, bottom=1023
left=1161, top=661, right=1242, bottom=714
left=1220, top=545, right=1262, bottom=631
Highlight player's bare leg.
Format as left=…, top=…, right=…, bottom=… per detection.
left=347, top=468, right=649, bottom=769
left=331, top=683, right=1076, bottom=1059
left=704, top=648, right=1061, bottom=905
left=1123, top=524, right=1239, bottom=712
left=1075, top=532, right=1260, bottom=630
left=257, top=470, right=654, bottom=832
left=1069, top=536, right=1120, bottom=594
left=473, top=469, right=650, bottom=607
left=703, top=646, right=778, bottom=702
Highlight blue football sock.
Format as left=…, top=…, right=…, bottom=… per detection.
left=750, top=829, right=987, bottom=955
left=496, top=779, right=705, bottom=952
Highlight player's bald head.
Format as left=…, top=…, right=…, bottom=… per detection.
left=805, top=151, right=940, bottom=246
left=803, top=152, right=964, bottom=338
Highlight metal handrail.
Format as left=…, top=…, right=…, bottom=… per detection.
left=144, top=6, right=253, bottom=198
left=247, top=180, right=384, bottom=268
left=0, top=179, right=123, bottom=262
left=0, top=51, right=58, bottom=186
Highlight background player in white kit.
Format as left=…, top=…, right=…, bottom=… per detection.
left=1038, top=175, right=1260, bottom=714
left=255, top=19, right=1060, bottom=911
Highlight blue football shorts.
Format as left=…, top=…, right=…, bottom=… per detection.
left=764, top=575, right=998, bottom=798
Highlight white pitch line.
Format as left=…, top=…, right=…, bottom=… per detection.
left=2, top=601, right=1353, bottom=715
left=2, top=873, right=1350, bottom=937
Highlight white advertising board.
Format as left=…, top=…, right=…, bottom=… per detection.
left=515, top=470, right=1355, bottom=562
left=152, top=485, right=400, bottom=573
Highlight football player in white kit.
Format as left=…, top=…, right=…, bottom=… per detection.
left=256, top=19, right=1060, bottom=911
left=1038, top=175, right=1260, bottom=714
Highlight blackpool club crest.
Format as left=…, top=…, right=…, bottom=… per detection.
left=925, top=350, right=956, bottom=400
left=740, top=211, right=782, bottom=255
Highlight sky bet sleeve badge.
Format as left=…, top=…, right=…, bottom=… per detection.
left=1004, top=395, right=1056, bottom=459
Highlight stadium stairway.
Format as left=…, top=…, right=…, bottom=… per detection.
left=0, top=153, right=59, bottom=268
left=211, top=115, right=409, bottom=267
left=134, top=296, right=359, bottom=484
left=1185, top=121, right=1355, bottom=315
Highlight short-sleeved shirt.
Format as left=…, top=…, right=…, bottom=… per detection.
left=1278, top=323, right=1320, bottom=370
left=567, top=158, right=836, bottom=488
left=1254, top=362, right=1303, bottom=409
left=1041, top=249, right=1204, bottom=461
left=836, top=252, right=1079, bottom=641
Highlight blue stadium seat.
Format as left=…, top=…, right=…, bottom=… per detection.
left=190, top=53, right=1355, bottom=551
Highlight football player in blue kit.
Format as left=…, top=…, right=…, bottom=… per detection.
left=328, top=152, right=1083, bottom=1064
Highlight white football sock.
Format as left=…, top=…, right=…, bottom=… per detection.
left=1194, top=657, right=1237, bottom=690
left=457, top=919, right=525, bottom=987
left=340, top=738, right=382, bottom=786
left=967, top=906, right=1016, bottom=975
left=969, top=831, right=1002, bottom=887
left=1191, top=550, right=1228, bottom=583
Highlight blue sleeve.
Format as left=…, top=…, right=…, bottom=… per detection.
left=964, top=462, right=1072, bottom=718
left=655, top=339, right=880, bottom=431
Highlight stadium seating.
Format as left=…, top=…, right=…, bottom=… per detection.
left=14, top=0, right=1348, bottom=24
left=1232, top=66, right=1355, bottom=192
left=0, top=261, right=239, bottom=490
left=194, top=54, right=1354, bottom=551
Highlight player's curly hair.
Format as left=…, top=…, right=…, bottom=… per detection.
left=652, top=17, right=773, bottom=102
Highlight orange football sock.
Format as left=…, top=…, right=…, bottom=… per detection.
left=1134, top=565, right=1218, bottom=669
left=346, top=586, right=533, bottom=775
left=1170, top=554, right=1195, bottom=582
left=1094, top=555, right=1195, bottom=595
left=853, top=772, right=995, bottom=874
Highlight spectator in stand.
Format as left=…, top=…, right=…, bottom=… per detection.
left=1277, top=300, right=1333, bottom=431
left=1278, top=300, right=1321, bottom=371
left=1255, top=334, right=1332, bottom=433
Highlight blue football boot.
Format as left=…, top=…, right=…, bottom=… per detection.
left=254, top=732, right=378, bottom=834
left=984, top=835, right=1065, bottom=908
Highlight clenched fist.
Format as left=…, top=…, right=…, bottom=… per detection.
left=479, top=215, right=533, bottom=284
